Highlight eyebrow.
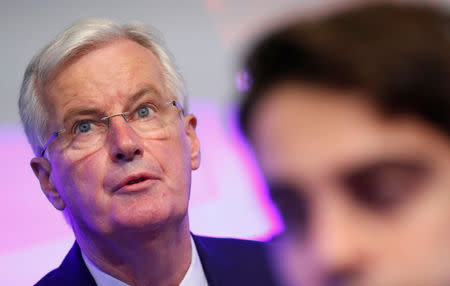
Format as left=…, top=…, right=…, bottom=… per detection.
left=61, top=86, right=163, bottom=126
left=62, top=108, right=106, bottom=127
left=127, top=86, right=163, bottom=106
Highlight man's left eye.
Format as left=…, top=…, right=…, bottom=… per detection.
left=136, top=106, right=154, bottom=118
left=344, top=163, right=429, bottom=212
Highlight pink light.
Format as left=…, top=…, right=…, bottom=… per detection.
left=225, top=103, right=283, bottom=240
left=235, top=69, right=252, bottom=93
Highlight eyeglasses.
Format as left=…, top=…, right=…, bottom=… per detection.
left=40, top=100, right=184, bottom=157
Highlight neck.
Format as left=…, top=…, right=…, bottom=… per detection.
left=76, top=217, right=192, bottom=286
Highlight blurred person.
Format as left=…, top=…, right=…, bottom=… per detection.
left=238, top=2, right=449, bottom=286
left=19, top=19, right=276, bottom=286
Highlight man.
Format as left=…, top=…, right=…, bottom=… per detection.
left=19, top=19, right=275, bottom=286
left=238, top=2, right=449, bottom=286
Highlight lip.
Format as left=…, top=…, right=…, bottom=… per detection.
left=113, top=172, right=159, bottom=193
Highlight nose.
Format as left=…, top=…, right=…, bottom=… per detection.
left=309, top=196, right=365, bottom=285
left=107, top=115, right=144, bottom=162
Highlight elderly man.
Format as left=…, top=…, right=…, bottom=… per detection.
left=19, top=19, right=275, bottom=286
left=239, top=3, right=449, bottom=286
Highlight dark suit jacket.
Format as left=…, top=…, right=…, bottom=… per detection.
left=34, top=234, right=277, bottom=286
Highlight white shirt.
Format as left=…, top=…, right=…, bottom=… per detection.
left=82, top=236, right=209, bottom=286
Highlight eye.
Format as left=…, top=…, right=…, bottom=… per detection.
left=268, top=181, right=310, bottom=235
left=74, top=120, right=93, bottom=134
left=135, top=105, right=155, bottom=119
left=344, top=162, right=429, bottom=212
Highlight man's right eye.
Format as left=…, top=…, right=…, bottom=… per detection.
left=268, top=181, right=310, bottom=234
left=74, top=120, right=93, bottom=134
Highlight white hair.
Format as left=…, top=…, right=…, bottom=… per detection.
left=19, top=18, right=188, bottom=156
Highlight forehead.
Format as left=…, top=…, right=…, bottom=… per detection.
left=249, top=82, right=450, bottom=182
left=45, top=39, right=166, bottom=119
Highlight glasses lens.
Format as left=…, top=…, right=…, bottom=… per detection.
left=60, top=100, right=182, bottom=151
left=128, top=100, right=181, bottom=139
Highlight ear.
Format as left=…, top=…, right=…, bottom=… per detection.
left=184, top=114, right=201, bottom=170
left=30, top=157, right=65, bottom=211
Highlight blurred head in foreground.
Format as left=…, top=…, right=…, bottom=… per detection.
left=239, top=2, right=449, bottom=286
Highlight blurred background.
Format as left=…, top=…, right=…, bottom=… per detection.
left=1, top=0, right=448, bottom=285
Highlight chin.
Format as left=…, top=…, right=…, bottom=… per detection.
left=109, top=203, right=188, bottom=234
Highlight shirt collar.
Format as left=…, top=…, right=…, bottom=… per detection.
left=82, top=236, right=208, bottom=286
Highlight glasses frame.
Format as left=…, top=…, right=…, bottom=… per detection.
left=39, top=100, right=184, bottom=157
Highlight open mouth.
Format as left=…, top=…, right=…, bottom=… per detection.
left=126, top=177, right=147, bottom=185
left=114, top=173, right=158, bottom=193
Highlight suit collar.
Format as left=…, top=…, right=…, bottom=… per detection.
left=56, top=241, right=97, bottom=286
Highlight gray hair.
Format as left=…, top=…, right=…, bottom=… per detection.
left=19, top=18, right=188, bottom=157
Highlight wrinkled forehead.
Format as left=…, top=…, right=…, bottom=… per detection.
left=42, top=39, right=168, bottom=124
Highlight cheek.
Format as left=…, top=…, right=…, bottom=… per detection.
left=143, top=132, right=191, bottom=188
left=395, top=184, right=450, bottom=249
left=149, top=124, right=191, bottom=169
left=402, top=195, right=450, bottom=274
left=365, top=184, right=450, bottom=283
left=51, top=151, right=108, bottom=209
left=272, top=235, right=321, bottom=286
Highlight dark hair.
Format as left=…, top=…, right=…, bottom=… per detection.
left=238, top=2, right=450, bottom=138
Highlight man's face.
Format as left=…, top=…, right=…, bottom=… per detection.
left=248, top=82, right=450, bottom=286
left=32, top=39, right=200, bottom=240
